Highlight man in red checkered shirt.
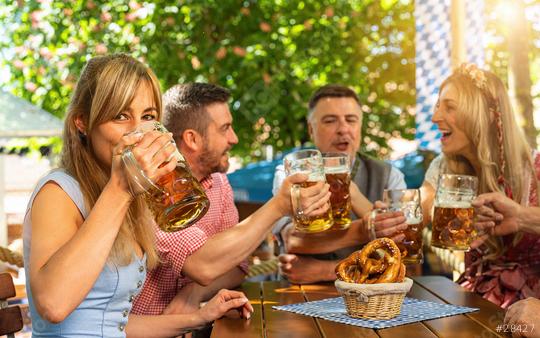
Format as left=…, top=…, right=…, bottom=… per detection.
left=132, top=83, right=331, bottom=316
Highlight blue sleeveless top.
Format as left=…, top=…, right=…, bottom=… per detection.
left=23, top=170, right=147, bottom=337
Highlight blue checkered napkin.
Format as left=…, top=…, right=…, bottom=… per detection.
left=272, top=297, right=478, bottom=329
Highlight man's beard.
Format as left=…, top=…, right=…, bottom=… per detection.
left=197, top=144, right=230, bottom=177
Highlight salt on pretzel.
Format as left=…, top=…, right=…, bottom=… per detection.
left=335, top=238, right=405, bottom=284
left=360, top=238, right=402, bottom=283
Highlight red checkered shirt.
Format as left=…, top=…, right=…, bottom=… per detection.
left=131, top=173, right=247, bottom=315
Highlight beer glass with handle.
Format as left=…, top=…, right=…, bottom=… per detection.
left=284, top=149, right=334, bottom=233
left=431, top=174, right=478, bottom=250
left=322, top=152, right=351, bottom=230
left=382, top=189, right=424, bottom=264
left=122, top=121, right=209, bottom=232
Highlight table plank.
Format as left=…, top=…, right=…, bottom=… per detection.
left=413, top=276, right=505, bottom=335
left=408, top=280, right=501, bottom=338
left=262, top=281, right=322, bottom=338
left=211, top=282, right=263, bottom=338
left=378, top=322, right=437, bottom=338
left=300, top=283, right=379, bottom=338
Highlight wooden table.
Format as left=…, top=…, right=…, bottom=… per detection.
left=211, top=276, right=507, bottom=337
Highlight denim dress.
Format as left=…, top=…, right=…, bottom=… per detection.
left=23, top=170, right=147, bottom=337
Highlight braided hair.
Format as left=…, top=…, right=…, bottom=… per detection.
left=455, top=64, right=513, bottom=198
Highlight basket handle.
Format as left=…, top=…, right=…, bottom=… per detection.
left=343, top=289, right=369, bottom=303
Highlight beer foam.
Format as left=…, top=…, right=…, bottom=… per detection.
left=324, top=166, right=349, bottom=174
left=308, top=172, right=325, bottom=181
left=290, top=170, right=324, bottom=181
left=406, top=217, right=423, bottom=224
left=434, top=201, right=472, bottom=208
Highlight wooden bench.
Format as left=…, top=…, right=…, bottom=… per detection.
left=0, top=273, right=24, bottom=337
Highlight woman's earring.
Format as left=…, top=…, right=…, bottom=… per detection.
left=78, top=130, right=87, bottom=145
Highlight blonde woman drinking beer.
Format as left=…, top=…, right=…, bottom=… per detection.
left=23, top=54, right=326, bottom=337
left=421, top=63, right=540, bottom=308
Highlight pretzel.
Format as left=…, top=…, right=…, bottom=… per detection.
left=362, top=238, right=402, bottom=283
left=396, top=263, right=406, bottom=283
left=335, top=238, right=406, bottom=284
left=335, top=251, right=361, bottom=283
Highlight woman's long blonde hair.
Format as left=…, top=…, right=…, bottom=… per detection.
left=61, top=54, right=160, bottom=268
left=441, top=65, right=537, bottom=257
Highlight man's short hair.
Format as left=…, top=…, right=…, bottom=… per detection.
left=162, top=83, right=230, bottom=140
left=307, top=84, right=360, bottom=121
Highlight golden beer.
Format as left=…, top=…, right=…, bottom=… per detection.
left=145, top=164, right=209, bottom=232
left=292, top=181, right=334, bottom=233
left=380, top=189, right=424, bottom=262
left=322, top=153, right=351, bottom=231
left=285, top=149, right=334, bottom=233
left=396, top=218, right=424, bottom=264
left=325, top=170, right=351, bottom=230
left=121, top=121, right=209, bottom=232
left=431, top=203, right=475, bottom=250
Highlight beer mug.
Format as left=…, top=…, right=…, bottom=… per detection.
left=322, top=153, right=351, bottom=230
left=431, top=174, right=478, bottom=250
left=122, top=121, right=210, bottom=232
left=284, top=149, right=333, bottom=233
left=381, top=189, right=424, bottom=264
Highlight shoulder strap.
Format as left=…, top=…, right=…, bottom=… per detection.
left=353, top=152, right=391, bottom=202
left=27, top=169, right=88, bottom=218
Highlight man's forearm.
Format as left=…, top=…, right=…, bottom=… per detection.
left=283, top=220, right=369, bottom=254
left=182, top=197, right=283, bottom=285
left=518, top=207, right=540, bottom=235
left=316, top=259, right=341, bottom=282
left=197, top=267, right=246, bottom=302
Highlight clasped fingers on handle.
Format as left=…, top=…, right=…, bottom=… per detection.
left=129, top=131, right=178, bottom=181
left=292, top=181, right=331, bottom=217
left=367, top=208, right=407, bottom=241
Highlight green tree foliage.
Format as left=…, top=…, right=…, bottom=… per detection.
left=484, top=0, right=540, bottom=144
left=0, top=0, right=414, bottom=162
left=484, top=0, right=540, bottom=83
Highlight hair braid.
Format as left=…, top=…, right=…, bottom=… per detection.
left=492, top=103, right=512, bottom=198
left=458, top=63, right=513, bottom=198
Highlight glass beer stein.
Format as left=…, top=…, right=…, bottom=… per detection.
left=322, top=153, right=351, bottom=230
left=381, top=189, right=424, bottom=264
left=122, top=121, right=209, bottom=232
left=431, top=174, right=478, bottom=251
left=284, top=149, right=333, bottom=233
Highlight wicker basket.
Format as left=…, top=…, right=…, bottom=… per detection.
left=335, top=277, right=413, bottom=319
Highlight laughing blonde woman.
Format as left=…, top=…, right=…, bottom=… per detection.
left=421, top=64, right=540, bottom=308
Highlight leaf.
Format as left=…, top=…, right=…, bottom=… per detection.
left=380, top=0, right=398, bottom=11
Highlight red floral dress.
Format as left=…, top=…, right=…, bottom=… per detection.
left=458, top=153, right=540, bottom=308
